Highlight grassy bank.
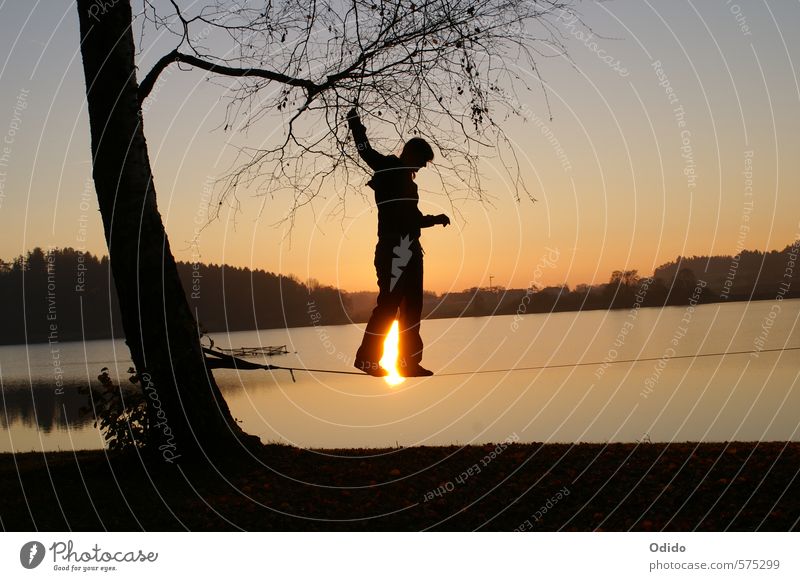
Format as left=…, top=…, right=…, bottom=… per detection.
left=1, top=442, right=798, bottom=531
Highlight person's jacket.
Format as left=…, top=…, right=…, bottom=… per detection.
left=349, top=115, right=438, bottom=240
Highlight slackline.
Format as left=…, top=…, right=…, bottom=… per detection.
left=203, top=345, right=800, bottom=382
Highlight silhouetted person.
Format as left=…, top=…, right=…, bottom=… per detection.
left=348, top=107, right=450, bottom=377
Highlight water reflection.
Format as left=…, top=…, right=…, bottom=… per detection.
left=1, top=382, right=94, bottom=432
left=1, top=299, right=799, bottom=452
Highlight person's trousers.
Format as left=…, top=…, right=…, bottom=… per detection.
left=356, top=237, right=424, bottom=369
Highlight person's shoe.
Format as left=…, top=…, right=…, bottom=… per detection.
left=399, top=364, right=434, bottom=377
left=354, top=360, right=388, bottom=377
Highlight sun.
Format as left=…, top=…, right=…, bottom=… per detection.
left=379, top=320, right=406, bottom=386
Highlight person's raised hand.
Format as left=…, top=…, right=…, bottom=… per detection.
left=437, top=214, right=451, bottom=227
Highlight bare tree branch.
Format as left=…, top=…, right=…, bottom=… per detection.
left=136, top=0, right=581, bottom=225
left=139, top=49, right=322, bottom=102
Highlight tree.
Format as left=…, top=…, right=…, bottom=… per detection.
left=668, top=267, right=699, bottom=305
left=605, top=269, right=639, bottom=308
left=76, top=0, right=577, bottom=460
left=77, top=0, right=253, bottom=460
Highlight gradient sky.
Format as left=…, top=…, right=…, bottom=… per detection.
left=0, top=1, right=798, bottom=294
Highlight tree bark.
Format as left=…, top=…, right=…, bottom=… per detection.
left=76, top=0, right=257, bottom=461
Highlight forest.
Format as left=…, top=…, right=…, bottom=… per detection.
left=1, top=242, right=797, bottom=345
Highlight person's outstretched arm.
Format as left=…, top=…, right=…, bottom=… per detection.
left=347, top=108, right=387, bottom=171
left=420, top=214, right=450, bottom=228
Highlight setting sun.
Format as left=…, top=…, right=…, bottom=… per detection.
left=379, top=320, right=405, bottom=386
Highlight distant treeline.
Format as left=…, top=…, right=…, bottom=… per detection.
left=1, top=242, right=797, bottom=345
left=424, top=242, right=799, bottom=319
left=0, top=247, right=350, bottom=345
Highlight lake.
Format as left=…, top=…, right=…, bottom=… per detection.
left=1, top=299, right=798, bottom=452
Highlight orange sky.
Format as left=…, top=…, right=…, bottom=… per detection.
left=1, top=2, right=799, bottom=294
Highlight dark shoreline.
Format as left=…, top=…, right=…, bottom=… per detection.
left=4, top=294, right=799, bottom=347
left=2, top=441, right=798, bottom=531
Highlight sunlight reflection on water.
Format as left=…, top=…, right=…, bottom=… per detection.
left=1, top=300, right=798, bottom=452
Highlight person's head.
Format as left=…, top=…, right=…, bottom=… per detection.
left=400, top=137, right=434, bottom=171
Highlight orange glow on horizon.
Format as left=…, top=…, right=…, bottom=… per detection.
left=379, top=320, right=405, bottom=386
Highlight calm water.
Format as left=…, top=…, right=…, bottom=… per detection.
left=1, top=299, right=798, bottom=452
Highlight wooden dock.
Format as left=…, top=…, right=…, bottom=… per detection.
left=215, top=345, right=290, bottom=357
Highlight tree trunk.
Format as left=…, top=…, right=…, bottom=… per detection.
left=76, top=0, right=258, bottom=460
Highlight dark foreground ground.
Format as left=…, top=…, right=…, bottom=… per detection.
left=1, top=442, right=798, bottom=531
